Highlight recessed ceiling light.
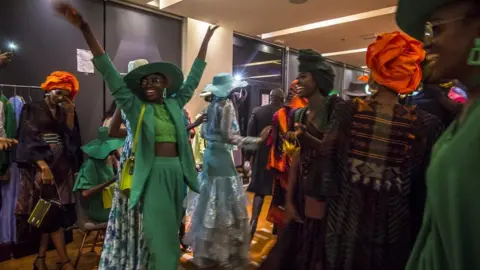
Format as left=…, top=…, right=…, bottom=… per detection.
left=261, top=6, right=397, bottom=39
left=240, top=60, right=281, bottom=67
left=322, top=48, right=367, bottom=57
left=290, top=0, right=307, bottom=4
left=247, top=74, right=282, bottom=79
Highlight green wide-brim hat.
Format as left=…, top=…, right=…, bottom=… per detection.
left=396, top=0, right=455, bottom=41
left=123, top=62, right=184, bottom=100
left=81, top=127, right=125, bottom=159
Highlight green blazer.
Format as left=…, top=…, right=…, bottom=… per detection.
left=93, top=54, right=205, bottom=209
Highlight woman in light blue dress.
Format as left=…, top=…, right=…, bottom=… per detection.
left=185, top=73, right=270, bottom=269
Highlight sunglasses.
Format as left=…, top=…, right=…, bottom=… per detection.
left=424, top=17, right=465, bottom=43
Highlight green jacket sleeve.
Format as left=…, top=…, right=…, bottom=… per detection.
left=73, top=160, right=98, bottom=191
left=92, top=54, right=142, bottom=123
left=176, top=58, right=207, bottom=107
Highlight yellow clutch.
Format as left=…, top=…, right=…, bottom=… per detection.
left=102, top=183, right=116, bottom=209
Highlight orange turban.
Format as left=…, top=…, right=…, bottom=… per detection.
left=357, top=75, right=369, bottom=83
left=366, top=31, right=425, bottom=94
left=41, top=71, right=80, bottom=100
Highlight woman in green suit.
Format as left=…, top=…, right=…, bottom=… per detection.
left=53, top=3, right=218, bottom=269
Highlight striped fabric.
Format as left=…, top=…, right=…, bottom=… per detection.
left=40, top=133, right=62, bottom=145
left=325, top=99, right=443, bottom=270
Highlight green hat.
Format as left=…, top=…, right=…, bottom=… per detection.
left=204, top=73, right=248, bottom=98
left=81, top=127, right=125, bottom=159
left=123, top=61, right=184, bottom=100
left=396, top=0, right=454, bottom=41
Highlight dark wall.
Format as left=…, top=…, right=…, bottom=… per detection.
left=104, top=2, right=183, bottom=108
left=0, top=0, right=183, bottom=143
left=0, top=0, right=105, bottom=143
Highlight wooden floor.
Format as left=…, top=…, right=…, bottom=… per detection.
left=0, top=193, right=276, bottom=270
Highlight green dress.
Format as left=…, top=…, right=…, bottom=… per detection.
left=73, top=159, right=114, bottom=222
left=407, top=98, right=480, bottom=270
left=93, top=54, right=206, bottom=270
left=0, top=95, right=15, bottom=175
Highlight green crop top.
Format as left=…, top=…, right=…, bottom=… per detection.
left=153, top=104, right=177, bottom=143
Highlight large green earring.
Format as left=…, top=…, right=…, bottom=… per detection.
left=467, top=38, right=480, bottom=66
left=162, top=88, right=167, bottom=98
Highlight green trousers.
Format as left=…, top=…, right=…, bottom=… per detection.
left=143, top=157, right=184, bottom=270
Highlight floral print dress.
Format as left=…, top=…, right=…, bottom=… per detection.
left=99, top=111, right=149, bottom=270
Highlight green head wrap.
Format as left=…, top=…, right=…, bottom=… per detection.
left=298, top=49, right=335, bottom=96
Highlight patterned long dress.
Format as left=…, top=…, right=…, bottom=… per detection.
left=99, top=111, right=149, bottom=270
left=324, top=99, right=444, bottom=270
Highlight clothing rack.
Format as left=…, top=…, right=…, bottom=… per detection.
left=0, top=84, right=44, bottom=102
left=0, top=84, right=42, bottom=89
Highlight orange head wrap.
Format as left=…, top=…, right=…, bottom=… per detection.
left=357, top=75, right=369, bottom=83
left=40, top=71, right=80, bottom=100
left=287, top=80, right=308, bottom=109
left=366, top=31, right=425, bottom=94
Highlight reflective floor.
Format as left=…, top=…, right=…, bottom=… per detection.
left=0, top=193, right=276, bottom=270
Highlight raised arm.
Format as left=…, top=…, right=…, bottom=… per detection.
left=176, top=26, right=218, bottom=107
left=108, top=108, right=128, bottom=138
left=52, top=2, right=141, bottom=121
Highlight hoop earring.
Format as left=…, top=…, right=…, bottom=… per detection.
left=162, top=88, right=167, bottom=98
left=467, top=38, right=480, bottom=66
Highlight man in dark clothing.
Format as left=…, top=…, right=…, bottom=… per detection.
left=246, top=88, right=284, bottom=241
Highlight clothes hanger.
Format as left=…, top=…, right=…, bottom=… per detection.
left=27, top=87, right=32, bottom=102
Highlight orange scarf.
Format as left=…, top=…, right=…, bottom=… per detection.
left=41, top=71, right=80, bottom=100
left=366, top=31, right=425, bottom=94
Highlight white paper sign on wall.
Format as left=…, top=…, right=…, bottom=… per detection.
left=77, top=49, right=94, bottom=74
left=261, top=94, right=269, bottom=106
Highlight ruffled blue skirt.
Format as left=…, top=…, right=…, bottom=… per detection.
left=185, top=142, right=249, bottom=269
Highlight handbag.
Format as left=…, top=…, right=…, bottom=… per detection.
left=119, top=105, right=146, bottom=194
left=28, top=184, right=65, bottom=232
left=102, top=182, right=116, bottom=209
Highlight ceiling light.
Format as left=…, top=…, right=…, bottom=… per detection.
left=234, top=74, right=243, bottom=81
left=147, top=0, right=159, bottom=7
left=240, top=60, right=281, bottom=67
left=8, top=42, right=17, bottom=51
left=261, top=6, right=397, bottom=39
left=322, top=48, right=367, bottom=57
left=247, top=74, right=281, bottom=79
left=290, top=0, right=307, bottom=4
left=361, top=66, right=368, bottom=69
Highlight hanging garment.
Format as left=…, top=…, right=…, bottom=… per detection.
left=0, top=97, right=23, bottom=245
left=9, top=96, right=25, bottom=126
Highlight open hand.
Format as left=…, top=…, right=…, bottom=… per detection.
left=194, top=113, right=207, bottom=126
left=0, top=138, right=18, bottom=151
left=52, top=1, right=86, bottom=29
left=205, top=25, right=219, bottom=39
left=0, top=52, right=13, bottom=68
left=259, top=125, right=272, bottom=143
left=294, top=123, right=306, bottom=137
